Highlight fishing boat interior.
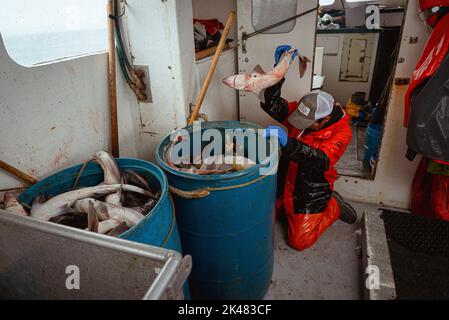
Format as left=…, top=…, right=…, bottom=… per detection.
left=1, top=0, right=449, bottom=302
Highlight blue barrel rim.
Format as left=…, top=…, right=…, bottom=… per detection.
left=156, top=121, right=277, bottom=182
left=115, top=158, right=171, bottom=239
left=19, top=158, right=171, bottom=238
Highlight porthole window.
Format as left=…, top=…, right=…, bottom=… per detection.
left=0, top=0, right=108, bottom=67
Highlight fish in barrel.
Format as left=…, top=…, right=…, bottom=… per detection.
left=165, top=132, right=256, bottom=175
left=0, top=150, right=160, bottom=238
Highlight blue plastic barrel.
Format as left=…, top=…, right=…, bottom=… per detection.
left=156, top=121, right=278, bottom=300
left=364, top=124, right=383, bottom=166
left=19, top=158, right=182, bottom=252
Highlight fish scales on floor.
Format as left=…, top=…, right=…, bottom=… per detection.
left=1, top=150, right=160, bottom=237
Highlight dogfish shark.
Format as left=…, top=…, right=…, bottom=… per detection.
left=222, top=49, right=310, bottom=101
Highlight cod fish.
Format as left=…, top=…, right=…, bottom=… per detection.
left=222, top=49, right=310, bottom=101
left=93, top=150, right=122, bottom=206
left=31, top=184, right=152, bottom=221
left=3, top=191, right=28, bottom=216
left=74, top=198, right=145, bottom=227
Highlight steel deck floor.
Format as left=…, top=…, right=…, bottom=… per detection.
left=265, top=201, right=379, bottom=300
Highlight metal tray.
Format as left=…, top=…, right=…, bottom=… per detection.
left=0, top=210, right=191, bottom=300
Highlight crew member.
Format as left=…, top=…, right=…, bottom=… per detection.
left=262, top=47, right=357, bottom=251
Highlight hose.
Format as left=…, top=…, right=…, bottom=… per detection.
left=114, top=0, right=133, bottom=72
left=113, top=0, right=147, bottom=100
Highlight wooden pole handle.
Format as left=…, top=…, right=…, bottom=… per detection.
left=188, top=11, right=236, bottom=126
left=108, top=0, right=119, bottom=158
left=0, top=160, right=38, bottom=185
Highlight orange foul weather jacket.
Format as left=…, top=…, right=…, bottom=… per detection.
left=261, top=80, right=352, bottom=250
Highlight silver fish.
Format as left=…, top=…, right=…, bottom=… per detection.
left=86, top=201, right=99, bottom=233
left=93, top=150, right=122, bottom=206
left=106, top=222, right=129, bottom=237
left=74, top=198, right=145, bottom=227
left=84, top=199, right=125, bottom=234
left=123, top=170, right=152, bottom=191
left=31, top=184, right=152, bottom=221
left=97, top=218, right=124, bottom=234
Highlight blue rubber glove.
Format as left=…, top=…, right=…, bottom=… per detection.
left=263, top=125, right=288, bottom=147
left=274, top=45, right=298, bottom=66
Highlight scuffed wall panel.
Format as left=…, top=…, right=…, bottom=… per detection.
left=0, top=0, right=196, bottom=189
left=125, top=0, right=194, bottom=138
left=194, top=49, right=238, bottom=121
left=0, top=39, right=113, bottom=189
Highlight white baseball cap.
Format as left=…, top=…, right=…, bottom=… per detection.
left=288, top=90, right=334, bottom=129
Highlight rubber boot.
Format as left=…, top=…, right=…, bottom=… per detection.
left=333, top=191, right=357, bottom=224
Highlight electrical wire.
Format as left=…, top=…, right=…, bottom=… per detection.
left=113, top=0, right=136, bottom=88
left=111, top=0, right=147, bottom=101
left=116, top=37, right=132, bottom=83
left=114, top=0, right=133, bottom=71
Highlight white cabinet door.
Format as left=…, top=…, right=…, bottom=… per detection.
left=339, top=33, right=375, bottom=82
left=236, top=0, right=318, bottom=127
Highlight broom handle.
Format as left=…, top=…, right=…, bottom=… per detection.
left=0, top=160, right=38, bottom=185
left=108, top=0, right=119, bottom=157
left=188, top=11, right=236, bottom=125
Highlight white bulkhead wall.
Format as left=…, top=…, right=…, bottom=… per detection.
left=0, top=0, right=434, bottom=211
left=192, top=0, right=239, bottom=121
left=122, top=0, right=195, bottom=155
left=335, top=0, right=430, bottom=209
left=0, top=0, right=195, bottom=190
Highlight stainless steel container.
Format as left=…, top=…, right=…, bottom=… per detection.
left=0, top=210, right=191, bottom=300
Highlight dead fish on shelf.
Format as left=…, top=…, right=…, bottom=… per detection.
left=222, top=48, right=310, bottom=101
